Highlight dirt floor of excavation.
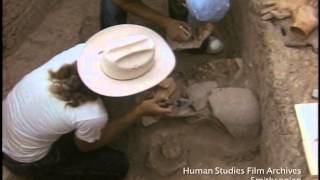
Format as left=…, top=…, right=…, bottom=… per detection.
left=3, top=1, right=265, bottom=180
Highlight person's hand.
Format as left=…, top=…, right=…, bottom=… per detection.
left=136, top=95, right=173, bottom=116
left=164, top=19, right=192, bottom=42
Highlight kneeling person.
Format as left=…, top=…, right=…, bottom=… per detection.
left=2, top=24, right=175, bottom=180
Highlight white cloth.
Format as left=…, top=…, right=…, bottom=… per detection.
left=2, top=44, right=108, bottom=163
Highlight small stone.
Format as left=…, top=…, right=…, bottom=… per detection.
left=207, top=36, right=224, bottom=54
left=209, top=63, right=216, bottom=70
left=141, top=116, right=160, bottom=127
left=312, top=89, right=318, bottom=99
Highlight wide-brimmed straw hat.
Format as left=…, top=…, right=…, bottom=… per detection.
left=77, top=24, right=176, bottom=97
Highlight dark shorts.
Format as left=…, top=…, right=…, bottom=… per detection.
left=3, top=133, right=129, bottom=180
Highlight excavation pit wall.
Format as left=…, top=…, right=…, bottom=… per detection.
left=230, top=0, right=318, bottom=179
left=3, top=0, right=59, bottom=57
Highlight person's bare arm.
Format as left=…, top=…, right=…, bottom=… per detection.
left=75, top=96, right=172, bottom=152
left=113, top=0, right=191, bottom=41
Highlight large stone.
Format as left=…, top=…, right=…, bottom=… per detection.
left=141, top=116, right=160, bottom=127
left=179, top=81, right=219, bottom=123
left=208, top=88, right=260, bottom=139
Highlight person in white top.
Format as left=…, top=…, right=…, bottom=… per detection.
left=2, top=24, right=175, bottom=180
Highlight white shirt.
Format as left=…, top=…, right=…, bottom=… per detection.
left=2, top=44, right=108, bottom=163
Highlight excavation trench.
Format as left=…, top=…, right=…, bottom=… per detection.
left=110, top=1, right=317, bottom=180
left=3, top=0, right=317, bottom=180
left=121, top=4, right=262, bottom=180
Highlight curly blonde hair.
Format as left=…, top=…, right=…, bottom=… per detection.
left=49, top=62, right=98, bottom=107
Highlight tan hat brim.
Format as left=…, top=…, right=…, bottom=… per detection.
left=77, top=24, right=176, bottom=97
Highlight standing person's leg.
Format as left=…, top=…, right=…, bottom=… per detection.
left=100, top=0, right=128, bottom=29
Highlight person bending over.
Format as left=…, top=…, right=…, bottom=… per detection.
left=2, top=24, right=175, bottom=180
left=101, top=0, right=230, bottom=53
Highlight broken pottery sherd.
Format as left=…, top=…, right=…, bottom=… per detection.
left=312, top=89, right=318, bottom=99
left=186, top=81, right=218, bottom=111
left=141, top=116, right=160, bottom=127
left=230, top=57, right=244, bottom=85
left=146, top=134, right=188, bottom=176
left=208, top=88, right=260, bottom=139
left=290, top=5, right=318, bottom=37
